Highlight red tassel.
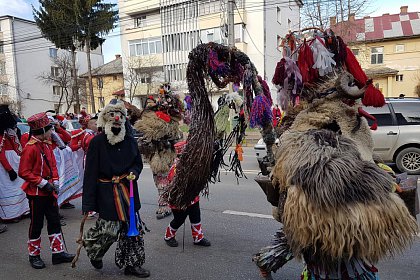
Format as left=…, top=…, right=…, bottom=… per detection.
left=358, top=107, right=378, bottom=130
left=298, top=40, right=318, bottom=84
left=345, top=47, right=385, bottom=107
left=272, top=59, right=286, bottom=86
left=362, top=84, right=385, bottom=108
left=370, top=121, right=378, bottom=130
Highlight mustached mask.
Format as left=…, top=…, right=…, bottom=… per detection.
left=97, top=99, right=127, bottom=145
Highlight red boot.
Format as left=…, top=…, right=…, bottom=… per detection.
left=191, top=223, right=211, bottom=246
left=164, top=225, right=178, bottom=247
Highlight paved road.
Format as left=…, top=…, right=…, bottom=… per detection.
left=0, top=147, right=419, bottom=280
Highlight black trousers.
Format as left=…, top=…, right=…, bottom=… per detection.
left=170, top=202, right=201, bottom=230
left=27, top=195, right=61, bottom=239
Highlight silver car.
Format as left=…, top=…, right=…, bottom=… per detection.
left=364, top=98, right=420, bottom=174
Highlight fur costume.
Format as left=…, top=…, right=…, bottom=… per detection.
left=133, top=86, right=182, bottom=218
left=254, top=30, right=418, bottom=279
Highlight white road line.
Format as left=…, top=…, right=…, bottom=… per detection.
left=223, top=210, right=273, bottom=219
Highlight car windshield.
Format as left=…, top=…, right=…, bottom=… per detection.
left=70, top=121, right=81, bottom=129
left=17, top=123, right=30, bottom=134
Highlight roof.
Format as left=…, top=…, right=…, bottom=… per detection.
left=332, top=11, right=420, bottom=43
left=80, top=57, right=122, bottom=77
left=365, top=67, right=399, bottom=78
left=112, top=89, right=125, bottom=96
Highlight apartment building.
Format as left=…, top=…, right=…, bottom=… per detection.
left=332, top=6, right=420, bottom=97
left=0, top=15, right=104, bottom=116
left=80, top=55, right=124, bottom=110
left=119, top=0, right=303, bottom=106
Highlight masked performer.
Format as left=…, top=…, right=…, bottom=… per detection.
left=82, top=99, right=150, bottom=278
left=0, top=98, right=28, bottom=222
left=19, top=112, right=75, bottom=269
left=134, top=85, right=183, bottom=220
left=253, top=30, right=418, bottom=279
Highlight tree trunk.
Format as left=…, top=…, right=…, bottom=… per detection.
left=86, top=38, right=96, bottom=113
left=71, top=48, right=80, bottom=114
left=58, top=87, right=64, bottom=113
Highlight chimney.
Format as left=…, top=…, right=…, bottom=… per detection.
left=330, top=16, right=337, bottom=26
left=115, top=54, right=121, bottom=59
left=349, top=13, right=355, bottom=21
left=400, top=6, right=408, bottom=14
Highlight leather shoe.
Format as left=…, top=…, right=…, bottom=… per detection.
left=52, top=251, right=75, bottom=265
left=164, top=237, right=178, bottom=247
left=194, top=238, right=211, bottom=247
left=29, top=255, right=46, bottom=269
left=124, top=266, right=150, bottom=278
left=60, top=202, right=75, bottom=209
left=90, top=259, right=103, bottom=269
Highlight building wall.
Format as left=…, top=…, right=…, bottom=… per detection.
left=264, top=1, right=301, bottom=103
left=352, top=37, right=420, bottom=97
left=119, top=0, right=302, bottom=103
left=87, top=74, right=124, bottom=110
left=0, top=17, right=18, bottom=103
left=0, top=16, right=104, bottom=117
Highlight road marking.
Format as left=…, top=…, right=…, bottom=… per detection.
left=223, top=210, right=274, bottom=219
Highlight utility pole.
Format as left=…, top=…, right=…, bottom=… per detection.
left=227, top=0, right=235, bottom=93
left=227, top=0, right=235, bottom=48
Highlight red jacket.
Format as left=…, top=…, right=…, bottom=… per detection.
left=0, top=134, right=22, bottom=172
left=18, top=136, right=59, bottom=196
left=21, top=127, right=71, bottom=150
left=70, top=129, right=96, bottom=153
left=69, top=129, right=85, bottom=151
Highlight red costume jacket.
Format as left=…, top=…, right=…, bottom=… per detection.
left=0, top=134, right=22, bottom=172
left=18, top=136, right=59, bottom=196
left=70, top=129, right=95, bottom=153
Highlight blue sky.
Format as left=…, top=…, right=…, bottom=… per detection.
left=1, top=0, right=420, bottom=63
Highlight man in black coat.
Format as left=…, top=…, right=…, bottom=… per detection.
left=82, top=99, right=150, bottom=278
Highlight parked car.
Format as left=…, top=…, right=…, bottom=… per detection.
left=17, top=122, right=30, bottom=134
left=364, top=97, right=420, bottom=174
left=254, top=138, right=279, bottom=161
left=254, top=98, right=420, bottom=174
left=64, top=120, right=82, bottom=132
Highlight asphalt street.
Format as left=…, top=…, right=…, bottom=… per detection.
left=0, top=147, right=419, bottom=280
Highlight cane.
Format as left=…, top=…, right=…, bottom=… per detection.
left=71, top=213, right=88, bottom=268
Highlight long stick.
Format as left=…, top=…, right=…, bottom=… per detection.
left=71, top=213, right=88, bottom=268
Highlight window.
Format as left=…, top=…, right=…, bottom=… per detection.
left=234, top=24, right=244, bottom=43
left=0, top=61, right=5, bottom=75
left=207, top=31, right=214, bottom=42
left=0, top=41, right=3, bottom=54
left=363, top=105, right=394, bottom=126
left=97, top=77, right=103, bottom=89
left=351, top=49, right=359, bottom=55
left=54, top=104, right=61, bottom=113
left=128, top=38, right=162, bottom=57
left=277, top=7, right=282, bottom=24
left=51, top=66, right=59, bottom=77
left=98, top=97, right=105, bottom=108
left=392, top=102, right=420, bottom=125
left=395, top=44, right=405, bottom=53
left=396, top=74, right=403, bottom=82
left=371, top=47, right=383, bottom=64
left=113, top=75, right=117, bottom=81
left=0, top=84, right=7, bottom=95
left=53, top=85, right=61, bottom=96
left=134, top=15, right=146, bottom=28
left=49, top=48, right=57, bottom=58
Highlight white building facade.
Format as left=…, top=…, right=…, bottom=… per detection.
left=119, top=0, right=302, bottom=104
left=0, top=16, right=104, bottom=117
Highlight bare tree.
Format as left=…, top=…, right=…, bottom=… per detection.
left=301, top=0, right=371, bottom=30
left=124, top=56, right=163, bottom=105
left=38, top=52, right=78, bottom=113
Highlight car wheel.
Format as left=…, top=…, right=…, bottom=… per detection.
left=395, top=147, right=420, bottom=175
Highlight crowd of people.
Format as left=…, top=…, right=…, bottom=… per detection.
left=0, top=88, right=214, bottom=278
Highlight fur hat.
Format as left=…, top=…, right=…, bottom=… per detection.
left=0, top=97, right=17, bottom=133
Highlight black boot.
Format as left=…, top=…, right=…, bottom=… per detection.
left=90, top=259, right=103, bottom=269
left=164, top=237, right=178, bottom=247
left=52, top=252, right=75, bottom=265
left=124, top=266, right=150, bottom=278
left=194, top=238, right=211, bottom=247
left=29, top=255, right=46, bottom=269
